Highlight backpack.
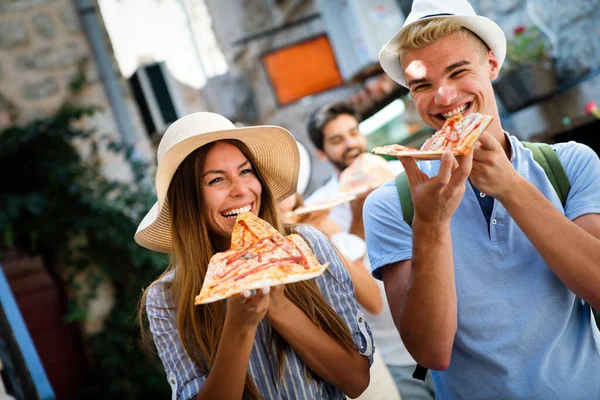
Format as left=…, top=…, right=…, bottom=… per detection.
left=393, top=142, right=571, bottom=381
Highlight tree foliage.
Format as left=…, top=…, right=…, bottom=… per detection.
left=0, top=87, right=170, bottom=397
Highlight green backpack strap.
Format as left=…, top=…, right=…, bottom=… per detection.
left=521, top=142, right=571, bottom=207
left=395, top=172, right=414, bottom=226
left=395, top=142, right=571, bottom=226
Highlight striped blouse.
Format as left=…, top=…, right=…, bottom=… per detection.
left=146, top=225, right=374, bottom=400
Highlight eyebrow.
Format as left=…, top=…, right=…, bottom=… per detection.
left=202, top=160, right=250, bottom=178
left=407, top=60, right=472, bottom=88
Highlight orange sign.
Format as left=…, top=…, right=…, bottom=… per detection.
left=263, top=35, right=344, bottom=105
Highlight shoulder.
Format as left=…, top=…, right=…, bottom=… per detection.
left=552, top=141, right=598, bottom=164
left=146, top=270, right=175, bottom=309
left=551, top=141, right=600, bottom=182
left=293, top=224, right=331, bottom=250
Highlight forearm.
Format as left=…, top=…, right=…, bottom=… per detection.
left=346, top=258, right=383, bottom=314
left=500, top=176, right=600, bottom=308
left=349, top=218, right=365, bottom=239
left=266, top=300, right=369, bottom=398
left=402, top=219, right=457, bottom=369
left=196, top=320, right=255, bottom=400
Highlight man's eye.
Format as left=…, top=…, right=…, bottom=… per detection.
left=412, top=84, right=428, bottom=92
left=451, top=69, right=467, bottom=78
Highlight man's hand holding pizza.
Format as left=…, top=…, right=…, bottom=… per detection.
left=398, top=149, right=473, bottom=225
left=470, top=131, right=521, bottom=201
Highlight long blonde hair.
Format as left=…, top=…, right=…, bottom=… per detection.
left=139, top=139, right=357, bottom=399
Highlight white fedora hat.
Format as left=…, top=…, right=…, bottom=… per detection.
left=379, top=0, right=506, bottom=87
left=135, top=112, right=300, bottom=253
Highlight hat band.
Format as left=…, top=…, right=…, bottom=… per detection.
left=420, top=13, right=454, bottom=19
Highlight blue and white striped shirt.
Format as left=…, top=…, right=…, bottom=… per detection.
left=146, top=225, right=374, bottom=400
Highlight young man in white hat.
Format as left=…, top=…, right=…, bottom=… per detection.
left=363, top=0, right=600, bottom=398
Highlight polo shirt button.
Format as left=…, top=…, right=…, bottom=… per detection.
left=479, top=192, right=486, bottom=198
left=492, top=219, right=497, bottom=225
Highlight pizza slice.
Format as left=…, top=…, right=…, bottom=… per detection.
left=230, top=211, right=283, bottom=249
left=195, top=214, right=329, bottom=304
left=338, top=153, right=397, bottom=195
left=371, top=113, right=493, bottom=160
left=290, top=193, right=356, bottom=217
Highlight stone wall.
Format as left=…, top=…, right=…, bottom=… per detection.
left=0, top=0, right=153, bottom=181
left=467, top=0, right=600, bottom=81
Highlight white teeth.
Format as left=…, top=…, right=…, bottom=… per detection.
left=441, top=104, right=468, bottom=118
left=222, top=205, right=251, bottom=217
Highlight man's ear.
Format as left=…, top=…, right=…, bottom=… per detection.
left=315, top=149, right=329, bottom=162
left=487, top=49, right=500, bottom=80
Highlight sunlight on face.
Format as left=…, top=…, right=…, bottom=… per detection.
left=405, top=59, right=427, bottom=82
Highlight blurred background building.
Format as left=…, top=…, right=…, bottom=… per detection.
left=1, top=0, right=600, bottom=398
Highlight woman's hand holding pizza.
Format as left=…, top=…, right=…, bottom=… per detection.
left=470, top=131, right=520, bottom=200
left=398, top=148, right=473, bottom=225
left=225, top=288, right=271, bottom=331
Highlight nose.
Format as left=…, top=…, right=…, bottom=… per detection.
left=229, top=176, right=249, bottom=197
left=435, top=83, right=457, bottom=106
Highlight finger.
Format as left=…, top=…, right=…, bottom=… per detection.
left=436, top=151, right=455, bottom=185
left=261, top=287, right=270, bottom=295
left=450, top=147, right=474, bottom=185
left=451, top=156, right=459, bottom=172
left=398, top=156, right=425, bottom=187
left=476, top=131, right=500, bottom=150
left=242, top=290, right=252, bottom=298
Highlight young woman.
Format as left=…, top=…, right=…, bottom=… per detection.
left=136, top=112, right=372, bottom=400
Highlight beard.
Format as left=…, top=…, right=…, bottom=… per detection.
left=329, top=147, right=364, bottom=172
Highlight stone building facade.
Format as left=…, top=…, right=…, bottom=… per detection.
left=0, top=0, right=154, bottom=180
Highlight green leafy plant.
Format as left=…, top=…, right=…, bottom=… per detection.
left=503, top=25, right=552, bottom=74
left=0, top=69, right=171, bottom=398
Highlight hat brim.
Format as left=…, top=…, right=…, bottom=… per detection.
left=380, top=15, right=506, bottom=87
left=135, top=125, right=299, bottom=253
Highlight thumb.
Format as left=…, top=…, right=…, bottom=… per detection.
left=476, top=131, right=500, bottom=150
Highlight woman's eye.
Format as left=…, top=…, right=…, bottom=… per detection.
left=241, top=168, right=254, bottom=175
left=208, top=177, right=223, bottom=185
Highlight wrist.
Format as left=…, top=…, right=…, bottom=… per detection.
left=495, top=173, right=526, bottom=204
left=224, top=313, right=260, bottom=336
left=265, top=297, right=293, bottom=325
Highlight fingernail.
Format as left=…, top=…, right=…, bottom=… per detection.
left=262, top=287, right=270, bottom=295
left=243, top=290, right=251, bottom=298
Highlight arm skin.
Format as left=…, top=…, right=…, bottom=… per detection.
left=336, top=250, right=383, bottom=314
left=380, top=220, right=457, bottom=371
left=195, top=292, right=269, bottom=400
left=348, top=258, right=384, bottom=314
left=472, top=132, right=600, bottom=310
left=266, top=289, right=370, bottom=399
left=378, top=150, right=473, bottom=370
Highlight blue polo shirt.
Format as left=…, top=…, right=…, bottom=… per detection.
left=363, top=136, right=600, bottom=399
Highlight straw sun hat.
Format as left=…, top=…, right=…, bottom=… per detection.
left=379, top=0, right=506, bottom=87
left=135, top=112, right=300, bottom=253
